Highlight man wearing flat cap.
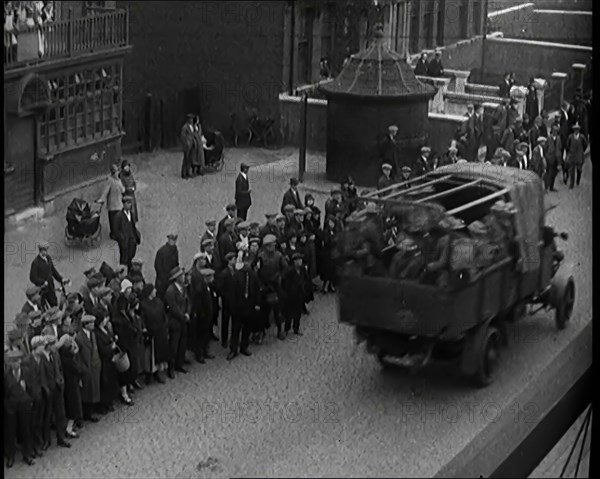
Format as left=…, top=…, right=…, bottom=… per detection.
left=190, top=268, right=217, bottom=363
left=459, top=103, right=483, bottom=162
left=379, top=124, right=401, bottom=176
left=113, top=195, right=141, bottom=269
left=428, top=50, right=444, bottom=77
left=201, top=219, right=217, bottom=252
left=164, top=267, right=190, bottom=375
left=545, top=123, right=562, bottom=192
left=235, top=163, right=252, bottom=221
left=22, top=285, right=42, bottom=314
left=260, top=212, right=279, bottom=240
left=214, top=252, right=238, bottom=348
left=82, top=276, right=104, bottom=315
left=217, top=203, right=237, bottom=239
left=75, top=315, right=102, bottom=424
left=154, top=233, right=180, bottom=301
left=202, top=238, right=222, bottom=274
left=229, top=254, right=260, bottom=360
left=565, top=122, right=588, bottom=189
left=218, top=217, right=238, bottom=264
left=29, top=241, right=69, bottom=309
left=530, top=137, right=547, bottom=181
left=414, top=146, right=433, bottom=177
left=377, top=163, right=394, bottom=192
left=257, top=234, right=288, bottom=341
left=324, top=188, right=345, bottom=221
left=281, top=252, right=310, bottom=336
left=281, top=178, right=304, bottom=214
left=180, top=113, right=196, bottom=179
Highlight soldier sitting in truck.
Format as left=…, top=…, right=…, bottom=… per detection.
left=422, top=216, right=466, bottom=287
left=389, top=237, right=426, bottom=281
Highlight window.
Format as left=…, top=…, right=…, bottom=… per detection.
left=297, top=8, right=315, bottom=85
left=437, top=0, right=446, bottom=46
left=39, top=62, right=122, bottom=154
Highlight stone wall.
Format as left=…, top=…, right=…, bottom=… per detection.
left=480, top=37, right=592, bottom=110
left=515, top=10, right=592, bottom=46
left=427, top=113, right=466, bottom=156
left=120, top=1, right=285, bottom=148
left=487, top=3, right=536, bottom=38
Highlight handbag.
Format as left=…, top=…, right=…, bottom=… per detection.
left=112, top=345, right=130, bottom=373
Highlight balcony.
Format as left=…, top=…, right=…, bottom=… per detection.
left=4, top=9, right=129, bottom=71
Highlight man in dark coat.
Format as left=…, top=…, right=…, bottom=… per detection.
left=414, top=53, right=429, bottom=76
left=180, top=114, right=195, bottom=179
left=565, top=123, right=588, bottom=189
left=113, top=196, right=141, bottom=269
left=75, top=316, right=101, bottom=424
left=280, top=178, right=304, bottom=214
left=529, top=137, right=547, bottom=180
left=460, top=104, right=483, bottom=162
left=324, top=189, right=345, bottom=221
left=22, top=285, right=42, bottom=314
left=485, top=125, right=503, bottom=163
left=164, top=267, right=190, bottom=376
left=200, top=219, right=217, bottom=252
left=215, top=252, right=237, bottom=348
left=191, top=268, right=216, bottom=363
left=498, top=72, right=512, bottom=98
left=29, top=242, right=68, bottom=309
left=260, top=212, right=279, bottom=239
left=528, top=116, right=544, bottom=149
left=235, top=163, right=252, bottom=221
left=379, top=125, right=401, bottom=175
left=228, top=254, right=260, bottom=360
left=428, top=50, right=444, bottom=77
left=377, top=163, right=394, bottom=193
left=414, top=146, right=433, bottom=177
left=493, top=99, right=509, bottom=133
left=545, top=123, right=562, bottom=192
left=507, top=98, right=520, bottom=128
left=4, top=349, right=36, bottom=467
left=154, top=233, right=180, bottom=300
left=218, top=218, right=238, bottom=261
left=217, top=204, right=237, bottom=239
left=281, top=253, right=311, bottom=336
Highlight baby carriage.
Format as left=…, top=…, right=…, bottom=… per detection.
left=65, top=198, right=102, bottom=247
left=202, top=129, right=225, bottom=173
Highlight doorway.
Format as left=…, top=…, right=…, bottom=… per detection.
left=5, top=115, right=36, bottom=214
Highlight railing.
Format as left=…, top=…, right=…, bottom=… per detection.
left=4, top=9, right=128, bottom=70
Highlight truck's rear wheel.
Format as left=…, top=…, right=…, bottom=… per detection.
left=473, top=326, right=501, bottom=388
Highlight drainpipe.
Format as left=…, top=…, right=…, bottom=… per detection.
left=288, top=2, right=295, bottom=95
left=480, top=0, right=489, bottom=83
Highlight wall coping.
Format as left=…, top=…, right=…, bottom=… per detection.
left=428, top=112, right=467, bottom=122
left=488, top=2, right=535, bottom=17
left=534, top=9, right=592, bottom=15
left=486, top=37, right=593, bottom=52
left=416, top=75, right=451, bottom=86
left=552, top=72, right=568, bottom=79
left=278, top=93, right=327, bottom=106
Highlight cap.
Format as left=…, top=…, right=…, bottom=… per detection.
left=169, top=266, right=185, bottom=282
left=330, top=188, right=342, bottom=195
left=120, top=279, right=133, bottom=292
left=30, top=335, right=46, bottom=349
left=5, top=349, right=23, bottom=361
left=83, top=267, right=98, bottom=277
left=97, top=286, right=113, bottom=297
left=265, top=212, right=277, bottom=219
left=537, top=136, right=547, bottom=143
left=122, top=195, right=134, bottom=203
left=262, top=234, right=277, bottom=246
left=27, top=310, right=42, bottom=321
left=205, top=219, right=216, bottom=226
left=401, top=166, right=412, bottom=173
left=131, top=258, right=143, bottom=265
left=421, top=146, right=431, bottom=153
left=200, top=268, right=215, bottom=277
left=249, top=236, right=261, bottom=245
left=193, top=252, right=207, bottom=262
left=38, top=241, right=51, bottom=251
left=87, top=276, right=103, bottom=289
left=225, top=203, right=237, bottom=211
left=275, top=213, right=286, bottom=221
left=25, top=285, right=41, bottom=298
left=167, top=233, right=178, bottom=240
left=572, top=122, right=581, bottom=129
left=240, top=162, right=250, bottom=171
left=294, top=209, right=305, bottom=215
left=304, top=207, right=313, bottom=215
left=201, top=238, right=214, bottom=248
left=381, top=163, right=392, bottom=170
left=186, top=113, right=195, bottom=119
left=290, top=178, right=299, bottom=186
left=45, top=308, right=62, bottom=323
left=283, top=204, right=295, bottom=212
left=224, top=217, right=236, bottom=227
left=81, top=314, right=96, bottom=324
left=388, top=125, right=398, bottom=132
left=140, top=283, right=155, bottom=300
left=249, top=221, right=260, bottom=229
left=237, top=221, right=250, bottom=230
left=292, top=252, right=304, bottom=261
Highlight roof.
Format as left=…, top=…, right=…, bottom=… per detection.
left=431, top=163, right=543, bottom=190
left=319, top=26, right=435, bottom=100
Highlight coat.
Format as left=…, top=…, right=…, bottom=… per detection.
left=525, top=87, right=539, bottom=119
left=545, top=135, right=562, bottom=169
left=379, top=135, right=400, bottom=172
left=281, top=188, right=303, bottom=214
left=113, top=209, right=141, bottom=246
left=414, top=59, right=429, bottom=76
left=566, top=133, right=588, bottom=168
left=498, top=79, right=511, bottom=98
left=154, top=243, right=179, bottom=297
left=507, top=107, right=519, bottom=128
left=110, top=302, right=140, bottom=384
left=235, top=173, right=252, bottom=211
left=281, top=266, right=311, bottom=318
left=217, top=214, right=235, bottom=240
left=180, top=123, right=194, bottom=158
left=59, top=346, right=85, bottom=420
left=139, top=297, right=171, bottom=364
left=218, top=232, right=237, bottom=260
left=4, top=368, right=34, bottom=415
left=529, top=145, right=546, bottom=178
left=94, top=326, right=121, bottom=403
left=99, top=176, right=126, bottom=212
left=232, top=267, right=261, bottom=318
left=320, top=227, right=338, bottom=282
left=215, top=266, right=237, bottom=307
left=493, top=105, right=508, bottom=132
left=529, top=125, right=543, bottom=147
left=413, top=156, right=432, bottom=177
left=428, top=58, right=444, bottom=77
left=30, top=254, right=63, bottom=297
left=164, top=282, right=190, bottom=331
left=75, top=329, right=101, bottom=404
left=119, top=171, right=138, bottom=222
left=377, top=174, right=394, bottom=192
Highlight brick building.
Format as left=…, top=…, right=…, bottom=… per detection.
left=4, top=0, right=131, bottom=216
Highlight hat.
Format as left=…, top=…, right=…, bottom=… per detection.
left=388, top=125, right=398, bottom=132
left=31, top=335, right=46, bottom=349
left=304, top=207, right=313, bottom=215
left=27, top=310, right=42, bottom=321
left=114, top=265, right=127, bottom=275
left=330, top=187, right=342, bottom=195
left=120, top=278, right=133, bottom=292
left=83, top=267, right=98, bottom=277
left=240, top=162, right=250, bottom=171
left=381, top=163, right=393, bottom=170
left=249, top=221, right=260, bottom=229
left=167, top=233, right=178, bottom=240
left=15, top=312, right=30, bottom=327
left=265, top=212, right=277, bottom=218
left=122, top=195, right=134, bottom=203
left=224, top=252, right=237, bottom=262
left=44, top=334, right=57, bottom=345
left=169, top=266, right=185, bottom=282
left=186, top=113, right=195, bottom=119
left=275, top=213, right=286, bottom=221
left=290, top=178, right=299, bottom=186
left=283, top=204, right=295, bottom=212
left=66, top=302, right=83, bottom=316
left=439, top=215, right=465, bottom=231
left=237, top=221, right=250, bottom=230
left=537, top=136, right=547, bottom=143
left=131, top=258, right=143, bottom=265
left=25, top=285, right=41, bottom=298
left=468, top=220, right=489, bottom=236
left=205, top=219, right=216, bottom=226
left=129, top=273, right=144, bottom=285
left=294, top=209, right=305, bottom=216
left=515, top=116, right=523, bottom=123
left=193, top=251, right=208, bottom=262
left=121, top=159, right=130, bottom=169
left=398, top=238, right=418, bottom=252
left=224, top=217, right=236, bottom=227
left=97, top=286, right=113, bottom=297
left=38, top=241, right=51, bottom=251
left=291, top=252, right=304, bottom=261
left=225, top=203, right=237, bottom=211
left=66, top=292, right=81, bottom=303
left=5, top=349, right=23, bottom=361
left=519, top=142, right=529, bottom=150
left=249, top=236, right=261, bottom=245
left=401, top=166, right=412, bottom=173
left=140, top=283, right=155, bottom=300
left=421, top=146, right=431, bottom=153
left=262, top=234, right=277, bottom=246
left=81, top=314, right=96, bottom=324
left=45, top=307, right=62, bottom=323
left=572, top=122, right=581, bottom=129
left=200, top=268, right=215, bottom=277
left=200, top=238, right=215, bottom=248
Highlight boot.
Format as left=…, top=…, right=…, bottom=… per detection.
left=153, top=371, right=166, bottom=384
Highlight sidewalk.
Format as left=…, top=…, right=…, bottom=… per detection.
left=3, top=146, right=329, bottom=334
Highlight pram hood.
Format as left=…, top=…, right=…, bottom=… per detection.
left=67, top=198, right=93, bottom=222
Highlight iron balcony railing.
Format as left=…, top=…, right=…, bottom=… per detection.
left=4, top=9, right=129, bottom=70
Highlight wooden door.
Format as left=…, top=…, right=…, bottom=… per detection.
left=5, top=115, right=36, bottom=214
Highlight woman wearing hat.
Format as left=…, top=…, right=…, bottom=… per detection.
left=320, top=216, right=339, bottom=293
left=92, top=309, right=127, bottom=408
left=119, top=159, right=139, bottom=223
left=96, top=163, right=126, bottom=240
left=284, top=229, right=299, bottom=263
left=58, top=333, right=85, bottom=436
left=139, top=284, right=170, bottom=383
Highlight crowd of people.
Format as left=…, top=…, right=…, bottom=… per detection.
left=4, top=163, right=366, bottom=469
left=4, top=1, right=54, bottom=60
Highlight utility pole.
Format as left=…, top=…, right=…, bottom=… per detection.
left=298, top=92, right=308, bottom=182
left=480, top=0, right=490, bottom=83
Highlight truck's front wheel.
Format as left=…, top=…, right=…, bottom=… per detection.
left=473, top=326, right=501, bottom=388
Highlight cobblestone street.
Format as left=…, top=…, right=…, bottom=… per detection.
left=4, top=147, right=593, bottom=478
